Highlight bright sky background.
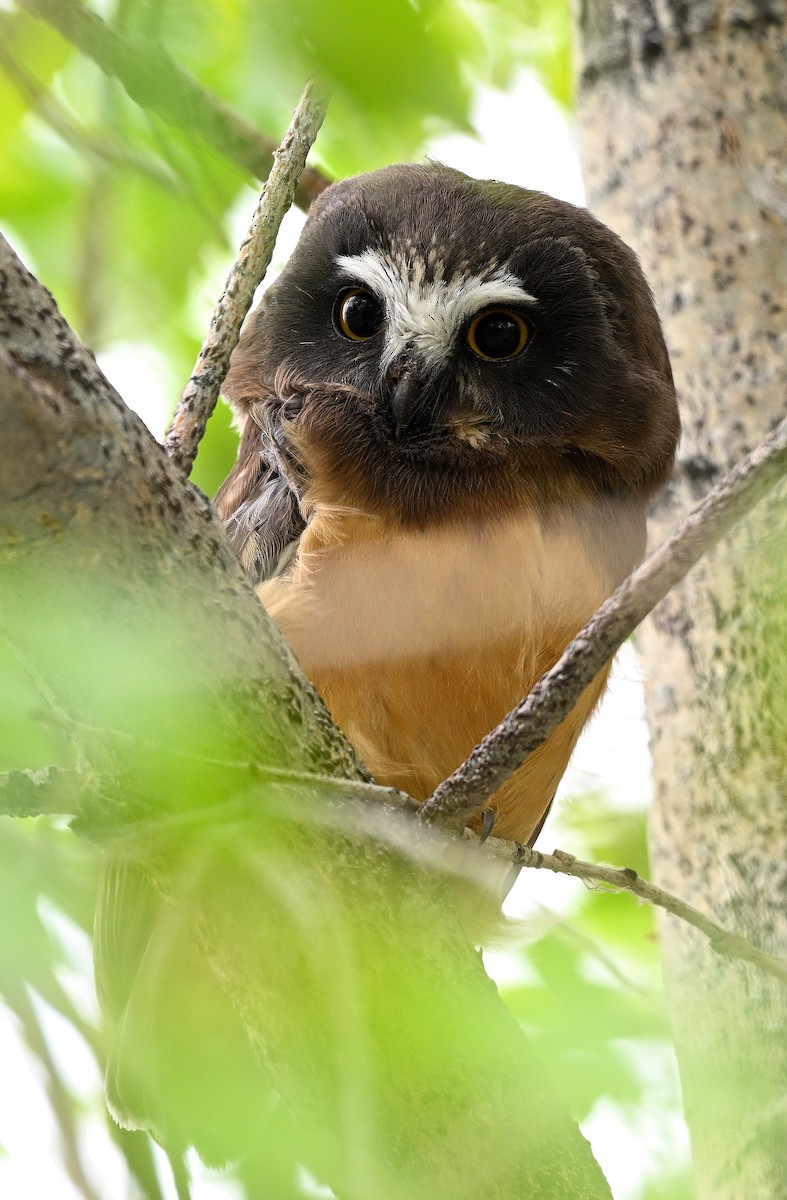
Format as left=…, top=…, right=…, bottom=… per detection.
left=0, top=68, right=691, bottom=1200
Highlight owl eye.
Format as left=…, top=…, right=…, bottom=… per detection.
left=335, top=288, right=385, bottom=341
left=466, top=308, right=530, bottom=361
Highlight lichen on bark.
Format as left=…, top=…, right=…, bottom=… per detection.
left=577, top=4, right=787, bottom=1198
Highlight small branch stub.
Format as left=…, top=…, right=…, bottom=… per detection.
left=164, top=81, right=328, bottom=477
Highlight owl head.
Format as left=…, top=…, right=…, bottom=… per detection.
left=220, top=164, right=678, bottom=559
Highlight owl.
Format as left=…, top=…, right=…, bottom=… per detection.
left=216, top=163, right=679, bottom=843
left=96, top=165, right=679, bottom=1162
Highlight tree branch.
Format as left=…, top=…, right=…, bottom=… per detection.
left=164, top=81, right=327, bottom=476
left=477, top=835, right=787, bottom=988
left=419, top=413, right=787, bottom=831
left=14, top=0, right=331, bottom=209
left=0, top=740, right=416, bottom=825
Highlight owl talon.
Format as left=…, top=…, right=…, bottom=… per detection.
left=480, top=808, right=496, bottom=843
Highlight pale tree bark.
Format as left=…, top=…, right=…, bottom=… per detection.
left=576, top=4, right=787, bottom=1199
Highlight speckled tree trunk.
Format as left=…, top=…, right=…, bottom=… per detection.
left=576, top=3, right=787, bottom=1198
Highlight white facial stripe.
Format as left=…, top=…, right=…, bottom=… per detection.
left=336, top=249, right=535, bottom=371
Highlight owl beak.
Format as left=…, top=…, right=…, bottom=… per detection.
left=388, top=366, right=420, bottom=442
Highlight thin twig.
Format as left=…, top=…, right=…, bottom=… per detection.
left=0, top=33, right=180, bottom=193
left=0, top=718, right=413, bottom=821
left=418, top=413, right=787, bottom=831
left=15, top=0, right=331, bottom=208
left=164, top=81, right=327, bottom=476
left=478, top=836, right=787, bottom=988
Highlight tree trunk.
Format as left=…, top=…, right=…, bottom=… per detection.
left=576, top=4, right=787, bottom=1198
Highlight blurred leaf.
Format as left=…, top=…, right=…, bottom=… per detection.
left=459, top=0, right=573, bottom=104
left=578, top=888, right=659, bottom=967
left=0, top=643, right=72, bottom=773
left=0, top=11, right=72, bottom=149
left=501, top=923, right=668, bottom=1119
left=640, top=1168, right=695, bottom=1200
left=242, top=0, right=477, bottom=175
left=0, top=820, right=96, bottom=990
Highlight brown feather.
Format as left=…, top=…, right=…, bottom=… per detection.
left=261, top=501, right=630, bottom=843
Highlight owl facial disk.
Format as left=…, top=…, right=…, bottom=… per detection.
left=335, top=248, right=535, bottom=374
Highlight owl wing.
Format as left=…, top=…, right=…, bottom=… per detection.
left=214, top=398, right=307, bottom=586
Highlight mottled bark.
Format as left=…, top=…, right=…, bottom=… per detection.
left=577, top=4, right=787, bottom=1199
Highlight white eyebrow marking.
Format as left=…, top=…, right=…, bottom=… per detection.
left=335, top=248, right=536, bottom=371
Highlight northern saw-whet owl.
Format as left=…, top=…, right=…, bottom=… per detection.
left=96, top=164, right=679, bottom=1161
left=216, top=162, right=679, bottom=843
